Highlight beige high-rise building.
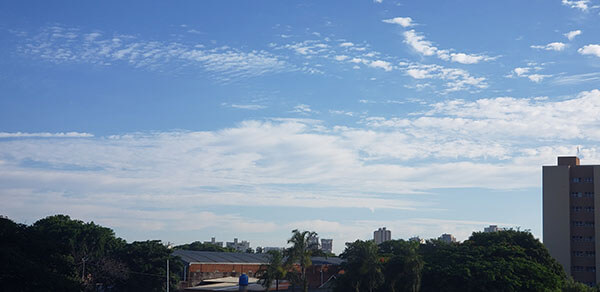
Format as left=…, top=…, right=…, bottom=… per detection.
left=543, top=156, right=600, bottom=286
left=374, top=227, right=391, bottom=244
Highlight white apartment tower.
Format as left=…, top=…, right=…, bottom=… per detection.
left=374, top=227, right=391, bottom=244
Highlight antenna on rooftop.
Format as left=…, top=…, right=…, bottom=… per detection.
left=577, top=146, right=581, bottom=157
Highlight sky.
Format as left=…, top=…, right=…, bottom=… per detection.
left=1, top=0, right=600, bottom=254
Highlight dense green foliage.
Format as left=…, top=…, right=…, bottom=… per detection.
left=0, top=215, right=181, bottom=292
left=336, top=240, right=384, bottom=292
left=335, top=230, right=590, bottom=292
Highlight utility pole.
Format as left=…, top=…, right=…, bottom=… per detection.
left=166, top=258, right=169, bottom=292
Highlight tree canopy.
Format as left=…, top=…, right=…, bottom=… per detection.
left=0, top=215, right=182, bottom=292
left=335, top=230, right=588, bottom=292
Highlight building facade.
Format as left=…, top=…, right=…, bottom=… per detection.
left=321, top=238, right=333, bottom=254
left=439, top=233, right=456, bottom=243
left=484, top=225, right=506, bottom=233
left=203, top=237, right=224, bottom=247
left=226, top=238, right=250, bottom=252
left=173, top=250, right=342, bottom=288
left=543, top=156, right=600, bottom=286
left=374, top=227, right=391, bottom=244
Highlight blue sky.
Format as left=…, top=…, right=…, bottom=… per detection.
left=1, top=0, right=600, bottom=253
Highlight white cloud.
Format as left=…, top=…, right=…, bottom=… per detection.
left=403, top=30, right=494, bottom=64
left=334, top=55, right=349, bottom=61
left=578, top=44, right=600, bottom=57
left=562, top=0, right=590, bottom=10
left=0, top=132, right=94, bottom=138
left=402, top=63, right=488, bottom=92
left=382, top=17, right=414, bottom=27
left=514, top=67, right=530, bottom=76
left=282, top=40, right=329, bottom=56
left=368, top=60, right=393, bottom=71
left=340, top=42, right=354, bottom=47
left=527, top=74, right=551, bottom=83
left=329, top=110, right=354, bottom=116
left=564, top=30, right=582, bottom=40
left=225, top=104, right=267, bottom=110
left=3, top=90, right=600, bottom=241
left=367, top=89, right=600, bottom=142
left=292, top=104, right=316, bottom=114
left=450, top=53, right=492, bottom=64
left=531, top=42, right=566, bottom=51
left=510, top=65, right=551, bottom=83
left=553, top=72, right=600, bottom=85
left=403, top=30, right=438, bottom=56
left=20, top=25, right=292, bottom=82
left=373, top=0, right=383, bottom=3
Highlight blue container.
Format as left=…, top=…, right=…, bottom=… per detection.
left=239, top=274, right=249, bottom=286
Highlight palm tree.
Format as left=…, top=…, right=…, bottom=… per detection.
left=259, top=250, right=287, bottom=291
left=285, top=229, right=318, bottom=292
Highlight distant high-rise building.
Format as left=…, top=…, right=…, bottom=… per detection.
left=204, top=237, right=224, bottom=247
left=544, top=156, right=600, bottom=286
left=483, top=225, right=505, bottom=233
left=374, top=227, right=391, bottom=244
left=439, top=233, right=456, bottom=243
left=408, top=236, right=425, bottom=244
left=308, top=235, right=320, bottom=250
left=321, top=239, right=333, bottom=254
left=226, top=238, right=250, bottom=252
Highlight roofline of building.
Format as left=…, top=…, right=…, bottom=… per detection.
left=187, top=262, right=268, bottom=265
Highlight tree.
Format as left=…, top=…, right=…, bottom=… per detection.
left=285, top=229, right=318, bottom=292
left=259, top=250, right=287, bottom=291
left=419, top=231, right=566, bottom=292
left=114, top=240, right=182, bottom=292
left=380, top=240, right=423, bottom=292
left=31, top=215, right=127, bottom=291
left=0, top=217, right=81, bottom=291
left=562, top=277, right=598, bottom=292
left=335, top=240, right=383, bottom=292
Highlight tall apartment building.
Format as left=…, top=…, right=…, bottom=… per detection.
left=374, top=227, right=391, bottom=244
left=543, top=156, right=600, bottom=286
left=308, top=235, right=320, bottom=250
left=226, top=238, right=250, bottom=252
left=321, top=239, right=333, bottom=254
left=483, top=225, right=505, bottom=233
left=439, top=233, right=456, bottom=243
left=203, top=237, right=224, bottom=247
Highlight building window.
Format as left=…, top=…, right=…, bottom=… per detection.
left=572, top=206, right=583, bottom=212
left=585, top=206, right=594, bottom=212
left=584, top=177, right=594, bottom=183
left=571, top=192, right=583, bottom=198
left=586, top=267, right=597, bottom=272
left=573, top=266, right=584, bottom=272
left=572, top=177, right=582, bottom=183
left=584, top=192, right=594, bottom=197
left=572, top=221, right=594, bottom=227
